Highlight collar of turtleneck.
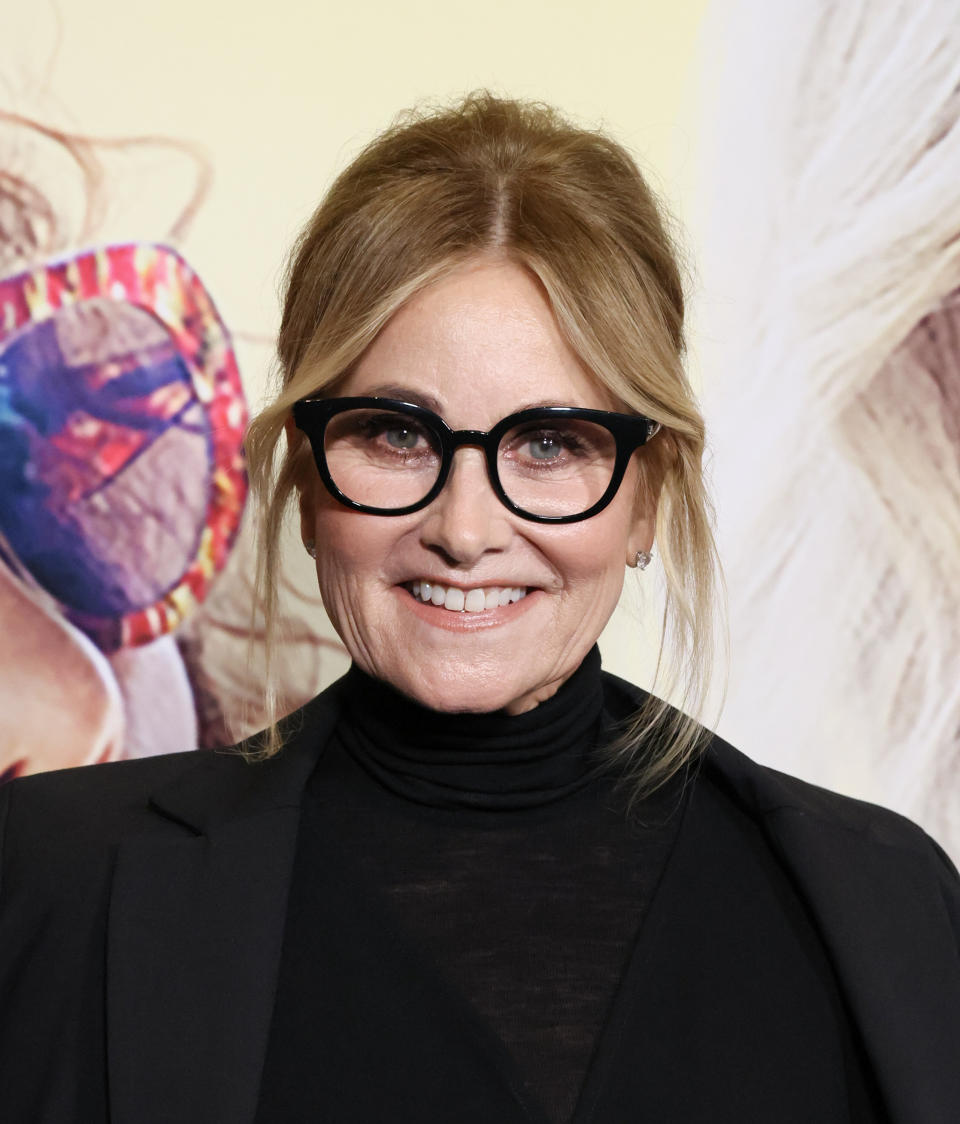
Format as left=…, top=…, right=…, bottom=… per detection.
left=334, top=645, right=609, bottom=811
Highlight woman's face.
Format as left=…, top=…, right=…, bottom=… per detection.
left=298, top=257, right=654, bottom=714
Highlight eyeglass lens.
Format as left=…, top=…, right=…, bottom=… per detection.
left=323, top=406, right=619, bottom=518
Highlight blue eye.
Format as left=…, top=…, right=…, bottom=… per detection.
left=385, top=425, right=420, bottom=449
left=527, top=434, right=562, bottom=460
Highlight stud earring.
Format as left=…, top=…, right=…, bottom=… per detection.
left=304, top=538, right=317, bottom=559
left=635, top=549, right=652, bottom=571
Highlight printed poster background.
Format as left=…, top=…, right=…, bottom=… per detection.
left=694, top=0, right=960, bottom=860
left=1, top=0, right=956, bottom=861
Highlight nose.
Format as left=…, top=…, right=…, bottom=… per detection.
left=418, top=447, right=513, bottom=565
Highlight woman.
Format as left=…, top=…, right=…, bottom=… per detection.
left=1, top=93, right=958, bottom=1124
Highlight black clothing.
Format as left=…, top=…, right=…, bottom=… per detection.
left=255, top=653, right=886, bottom=1123
left=1, top=667, right=959, bottom=1123
left=257, top=651, right=684, bottom=1122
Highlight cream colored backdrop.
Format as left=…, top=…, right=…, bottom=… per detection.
left=6, top=0, right=708, bottom=400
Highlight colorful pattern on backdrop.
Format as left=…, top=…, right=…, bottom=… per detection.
left=0, top=243, right=247, bottom=651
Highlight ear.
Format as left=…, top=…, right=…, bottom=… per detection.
left=626, top=437, right=668, bottom=565
left=626, top=508, right=657, bottom=566
left=626, top=468, right=660, bottom=566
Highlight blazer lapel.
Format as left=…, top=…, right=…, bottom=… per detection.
left=106, top=689, right=342, bottom=1124
left=707, top=742, right=960, bottom=1124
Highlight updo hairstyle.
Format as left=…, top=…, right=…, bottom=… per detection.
left=244, top=92, right=721, bottom=802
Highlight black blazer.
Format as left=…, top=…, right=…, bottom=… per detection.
left=1, top=674, right=959, bottom=1124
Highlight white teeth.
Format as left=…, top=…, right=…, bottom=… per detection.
left=464, top=589, right=486, bottom=613
left=408, top=581, right=528, bottom=612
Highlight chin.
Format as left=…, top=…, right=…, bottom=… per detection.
left=386, top=660, right=533, bottom=715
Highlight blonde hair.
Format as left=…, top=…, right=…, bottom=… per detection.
left=244, top=92, right=721, bottom=802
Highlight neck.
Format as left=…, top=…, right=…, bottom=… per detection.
left=334, top=646, right=609, bottom=811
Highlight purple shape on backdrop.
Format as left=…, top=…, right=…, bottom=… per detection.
left=0, top=301, right=213, bottom=619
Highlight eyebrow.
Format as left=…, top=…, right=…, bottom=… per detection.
left=514, top=399, right=581, bottom=411
left=365, top=384, right=584, bottom=417
left=365, top=384, right=444, bottom=414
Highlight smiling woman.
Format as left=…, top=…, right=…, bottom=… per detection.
left=287, top=258, right=659, bottom=717
left=1, top=92, right=959, bottom=1124
left=249, top=94, right=718, bottom=792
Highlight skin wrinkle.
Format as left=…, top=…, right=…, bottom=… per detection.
left=296, top=257, right=654, bottom=716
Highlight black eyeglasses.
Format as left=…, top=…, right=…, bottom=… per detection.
left=292, top=396, right=660, bottom=524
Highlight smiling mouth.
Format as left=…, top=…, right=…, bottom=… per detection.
left=405, top=580, right=529, bottom=613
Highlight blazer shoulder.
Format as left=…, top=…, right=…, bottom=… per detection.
left=601, top=668, right=960, bottom=889
left=703, top=735, right=960, bottom=934
left=0, top=751, right=245, bottom=905
left=1, top=749, right=236, bottom=840
left=705, top=734, right=948, bottom=853
left=0, top=675, right=347, bottom=873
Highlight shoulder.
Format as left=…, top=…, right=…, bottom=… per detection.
left=703, top=733, right=951, bottom=857
left=1, top=750, right=236, bottom=847
left=601, top=669, right=960, bottom=905
left=0, top=751, right=236, bottom=911
left=0, top=678, right=346, bottom=888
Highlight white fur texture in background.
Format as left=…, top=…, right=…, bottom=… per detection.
left=695, top=0, right=960, bottom=858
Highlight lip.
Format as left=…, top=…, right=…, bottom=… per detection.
left=395, top=584, right=541, bottom=631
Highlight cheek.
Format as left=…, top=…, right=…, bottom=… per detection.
left=557, top=498, right=636, bottom=578
left=541, top=518, right=632, bottom=617
left=308, top=509, right=368, bottom=610
left=308, top=507, right=407, bottom=610
left=309, top=489, right=381, bottom=567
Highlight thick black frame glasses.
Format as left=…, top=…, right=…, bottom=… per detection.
left=292, top=396, right=661, bottom=524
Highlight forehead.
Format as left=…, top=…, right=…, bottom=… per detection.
left=339, top=258, right=620, bottom=422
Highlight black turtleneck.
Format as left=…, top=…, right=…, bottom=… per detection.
left=331, top=643, right=615, bottom=810
left=254, top=651, right=887, bottom=1124
left=255, top=648, right=685, bottom=1123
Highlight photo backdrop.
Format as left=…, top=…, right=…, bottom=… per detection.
left=2, top=0, right=956, bottom=860
left=693, top=0, right=960, bottom=858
